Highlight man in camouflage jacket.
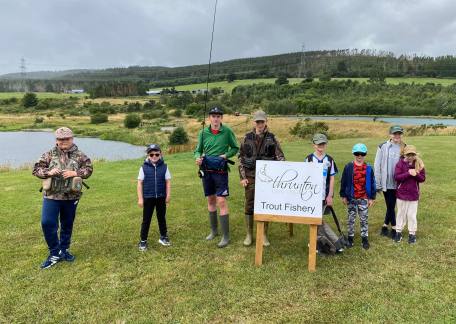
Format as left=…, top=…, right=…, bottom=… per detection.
left=238, top=111, right=285, bottom=246
left=33, top=127, right=93, bottom=269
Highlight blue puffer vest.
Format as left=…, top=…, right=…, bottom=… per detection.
left=142, top=158, right=167, bottom=198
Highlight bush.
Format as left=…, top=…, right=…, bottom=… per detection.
left=34, top=116, right=44, bottom=123
left=290, top=120, right=329, bottom=139
left=22, top=93, right=38, bottom=108
left=169, top=127, right=189, bottom=145
left=173, top=109, right=183, bottom=117
left=90, top=113, right=108, bottom=124
left=124, top=113, right=141, bottom=128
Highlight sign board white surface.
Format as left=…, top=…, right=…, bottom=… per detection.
left=254, top=161, right=323, bottom=218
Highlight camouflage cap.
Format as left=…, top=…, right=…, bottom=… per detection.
left=389, top=125, right=404, bottom=134
left=253, top=110, right=267, bottom=121
left=55, top=127, right=73, bottom=139
left=312, top=133, right=328, bottom=144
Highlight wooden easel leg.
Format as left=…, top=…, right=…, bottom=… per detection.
left=255, top=221, right=265, bottom=266
left=308, top=224, right=317, bottom=272
left=288, top=223, right=294, bottom=237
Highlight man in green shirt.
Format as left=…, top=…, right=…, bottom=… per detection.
left=194, top=107, right=239, bottom=248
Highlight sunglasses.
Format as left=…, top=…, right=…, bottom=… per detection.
left=354, top=152, right=366, bottom=157
left=57, top=138, right=72, bottom=141
left=149, top=153, right=160, bottom=157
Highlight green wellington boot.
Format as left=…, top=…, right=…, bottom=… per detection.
left=243, top=214, right=253, bottom=246
left=206, top=211, right=218, bottom=240
left=263, top=222, right=270, bottom=247
left=218, top=214, right=230, bottom=248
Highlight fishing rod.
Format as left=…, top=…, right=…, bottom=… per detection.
left=198, top=0, right=218, bottom=178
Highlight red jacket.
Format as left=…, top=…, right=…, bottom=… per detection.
left=394, top=159, right=426, bottom=201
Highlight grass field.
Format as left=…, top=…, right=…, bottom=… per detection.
left=0, top=92, right=86, bottom=99
left=163, top=77, right=456, bottom=93
left=0, top=136, right=455, bottom=322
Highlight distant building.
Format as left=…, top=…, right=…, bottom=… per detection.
left=191, top=89, right=208, bottom=95
left=146, top=89, right=162, bottom=95
left=65, top=89, right=85, bottom=94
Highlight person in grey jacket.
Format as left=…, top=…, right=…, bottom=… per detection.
left=374, top=125, right=406, bottom=239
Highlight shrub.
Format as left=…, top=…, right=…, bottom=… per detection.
left=290, top=120, right=329, bottom=139
left=173, top=109, right=182, bottom=117
left=22, top=93, right=38, bottom=107
left=169, top=127, right=189, bottom=145
left=34, top=116, right=44, bottom=123
left=90, top=113, right=108, bottom=124
left=124, top=113, right=141, bottom=128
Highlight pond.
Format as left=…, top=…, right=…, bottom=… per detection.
left=0, top=131, right=146, bottom=168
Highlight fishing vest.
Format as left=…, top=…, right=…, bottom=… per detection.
left=47, top=147, right=82, bottom=194
left=241, top=131, right=277, bottom=170
left=142, top=159, right=167, bottom=198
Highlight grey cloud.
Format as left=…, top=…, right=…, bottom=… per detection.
left=0, top=0, right=455, bottom=75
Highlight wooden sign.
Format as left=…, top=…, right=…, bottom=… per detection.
left=253, top=161, right=323, bottom=272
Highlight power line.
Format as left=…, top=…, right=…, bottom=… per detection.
left=20, top=57, right=26, bottom=77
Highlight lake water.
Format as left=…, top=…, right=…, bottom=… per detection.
left=297, top=116, right=456, bottom=126
left=0, top=131, right=146, bottom=168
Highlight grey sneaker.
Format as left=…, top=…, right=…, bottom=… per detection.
left=158, top=236, right=171, bottom=246
left=138, top=240, right=148, bottom=251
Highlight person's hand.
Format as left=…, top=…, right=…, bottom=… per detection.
left=408, top=169, right=417, bottom=176
left=341, top=197, right=348, bottom=205
left=62, top=170, right=78, bottom=179
left=48, top=168, right=62, bottom=176
left=138, top=198, right=144, bottom=208
left=196, top=157, right=203, bottom=166
left=368, top=199, right=375, bottom=207
left=240, top=179, right=249, bottom=187
left=326, top=196, right=333, bottom=206
left=166, top=196, right=171, bottom=204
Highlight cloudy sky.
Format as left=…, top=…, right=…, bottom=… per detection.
left=1, top=0, right=455, bottom=75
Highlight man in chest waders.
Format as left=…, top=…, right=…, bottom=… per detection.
left=238, top=111, right=285, bottom=246
left=33, top=127, right=93, bottom=269
left=195, top=107, right=239, bottom=248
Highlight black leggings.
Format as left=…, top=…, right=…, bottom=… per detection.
left=383, top=189, right=397, bottom=227
left=141, top=197, right=167, bottom=240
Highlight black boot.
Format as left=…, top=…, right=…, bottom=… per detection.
left=362, top=236, right=370, bottom=250
left=347, top=236, right=354, bottom=248
left=390, top=228, right=397, bottom=240
left=218, top=214, right=230, bottom=248
left=380, top=226, right=389, bottom=237
left=206, top=211, right=218, bottom=240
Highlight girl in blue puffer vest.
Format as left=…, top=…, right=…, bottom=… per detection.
left=137, top=144, right=171, bottom=251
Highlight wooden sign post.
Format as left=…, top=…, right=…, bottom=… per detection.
left=253, top=161, right=323, bottom=272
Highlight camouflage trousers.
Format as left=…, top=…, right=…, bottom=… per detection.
left=244, top=178, right=255, bottom=216
left=347, top=198, right=369, bottom=237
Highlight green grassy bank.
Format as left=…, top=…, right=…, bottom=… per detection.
left=0, top=136, right=455, bottom=322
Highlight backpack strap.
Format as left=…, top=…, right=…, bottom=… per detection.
left=324, top=205, right=343, bottom=235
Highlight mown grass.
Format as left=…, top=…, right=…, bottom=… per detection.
left=0, top=136, right=455, bottom=323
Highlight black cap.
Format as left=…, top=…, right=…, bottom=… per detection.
left=146, top=144, right=161, bottom=153
left=208, top=106, right=223, bottom=115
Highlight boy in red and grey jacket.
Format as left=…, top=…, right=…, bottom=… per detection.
left=393, top=145, right=426, bottom=244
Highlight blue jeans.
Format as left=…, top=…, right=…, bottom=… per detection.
left=41, top=198, right=78, bottom=256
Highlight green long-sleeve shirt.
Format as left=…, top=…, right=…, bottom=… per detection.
left=194, top=124, right=239, bottom=159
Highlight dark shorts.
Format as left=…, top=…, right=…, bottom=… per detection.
left=202, top=171, right=229, bottom=197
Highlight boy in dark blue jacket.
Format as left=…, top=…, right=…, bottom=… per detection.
left=340, top=143, right=376, bottom=250
left=137, top=144, right=171, bottom=251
